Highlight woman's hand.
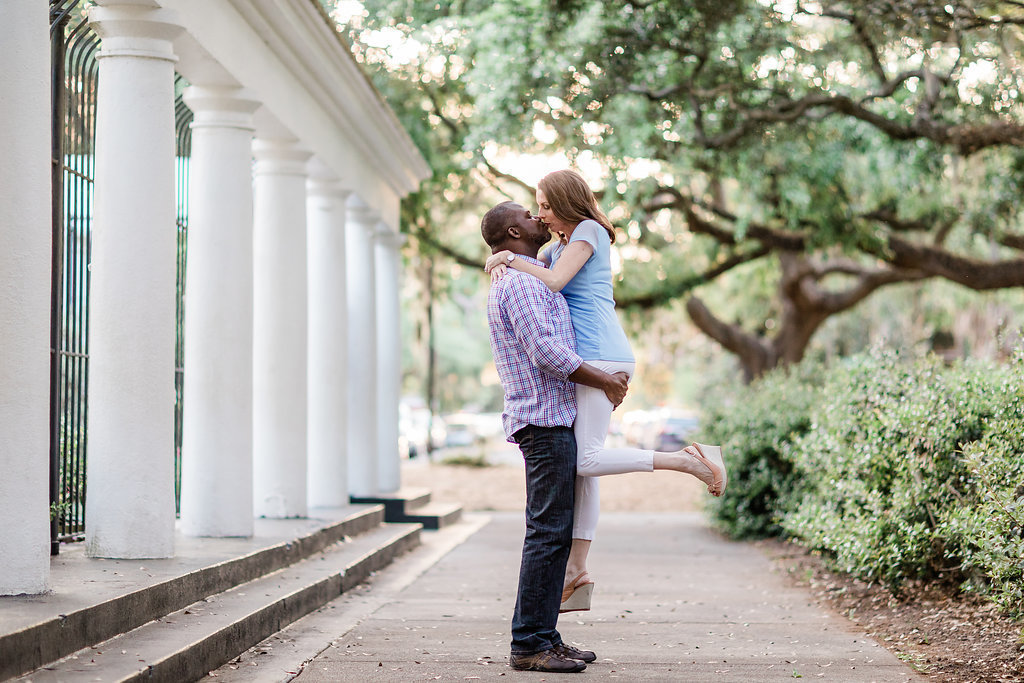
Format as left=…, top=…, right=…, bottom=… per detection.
left=484, top=250, right=513, bottom=274
left=489, top=263, right=507, bottom=284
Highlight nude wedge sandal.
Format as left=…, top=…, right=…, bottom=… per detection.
left=559, top=582, right=594, bottom=613
left=560, top=572, right=594, bottom=613
left=692, top=442, right=728, bottom=497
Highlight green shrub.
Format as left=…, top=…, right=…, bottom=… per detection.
left=782, top=349, right=1001, bottom=587
left=705, top=346, right=1024, bottom=617
left=702, top=362, right=823, bottom=539
left=940, top=354, right=1024, bottom=617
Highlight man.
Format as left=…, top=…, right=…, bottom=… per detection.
left=482, top=201, right=629, bottom=673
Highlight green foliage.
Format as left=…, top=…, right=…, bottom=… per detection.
left=941, top=354, right=1024, bottom=617
left=338, top=0, right=1024, bottom=383
left=50, top=501, right=71, bottom=522
left=704, top=348, right=1024, bottom=616
left=701, top=362, right=823, bottom=538
left=782, top=350, right=999, bottom=586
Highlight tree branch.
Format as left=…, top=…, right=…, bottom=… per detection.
left=811, top=256, right=879, bottom=277
left=880, top=234, right=1024, bottom=290
left=643, top=185, right=809, bottom=250
left=705, top=244, right=773, bottom=280
left=627, top=81, right=730, bottom=101
left=685, top=296, right=773, bottom=382
left=860, top=208, right=930, bottom=232
left=627, top=82, right=684, bottom=100
left=615, top=244, right=772, bottom=309
left=999, top=233, right=1024, bottom=251
left=423, top=84, right=461, bottom=138
left=478, top=157, right=536, bottom=196
left=819, top=7, right=887, bottom=83
left=686, top=84, right=1024, bottom=155
left=817, top=265, right=928, bottom=314
left=687, top=202, right=809, bottom=250
left=407, top=226, right=484, bottom=269
left=860, top=69, right=931, bottom=101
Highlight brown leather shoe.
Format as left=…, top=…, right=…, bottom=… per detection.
left=554, top=642, right=596, bottom=663
left=509, top=648, right=587, bottom=672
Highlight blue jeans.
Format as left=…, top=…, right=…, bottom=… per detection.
left=510, top=425, right=576, bottom=655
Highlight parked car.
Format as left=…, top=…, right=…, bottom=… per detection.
left=620, top=409, right=700, bottom=451
left=442, top=412, right=482, bottom=448
left=444, top=421, right=476, bottom=448
left=651, top=414, right=699, bottom=452
left=399, top=398, right=446, bottom=458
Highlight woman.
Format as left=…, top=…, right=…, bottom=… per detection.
left=485, top=169, right=727, bottom=613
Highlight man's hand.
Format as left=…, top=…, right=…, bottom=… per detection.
left=568, top=365, right=630, bottom=408
left=603, top=371, right=629, bottom=408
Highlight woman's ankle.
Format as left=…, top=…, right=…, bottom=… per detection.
left=653, top=449, right=692, bottom=474
left=564, top=566, right=588, bottom=583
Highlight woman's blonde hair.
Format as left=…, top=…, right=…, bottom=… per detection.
left=538, top=170, right=616, bottom=244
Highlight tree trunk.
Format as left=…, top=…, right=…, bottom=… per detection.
left=425, top=259, right=439, bottom=459
left=686, top=252, right=916, bottom=381
left=685, top=296, right=776, bottom=383
left=771, top=252, right=832, bottom=367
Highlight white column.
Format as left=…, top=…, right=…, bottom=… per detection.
left=0, top=0, right=51, bottom=594
left=345, top=196, right=379, bottom=498
left=306, top=169, right=350, bottom=508
left=375, top=226, right=405, bottom=493
left=252, top=138, right=311, bottom=518
left=85, top=4, right=182, bottom=559
left=179, top=87, right=260, bottom=536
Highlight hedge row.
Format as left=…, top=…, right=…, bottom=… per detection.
left=701, top=348, right=1024, bottom=617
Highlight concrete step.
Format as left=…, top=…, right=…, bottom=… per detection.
left=350, top=487, right=463, bottom=530
left=402, top=502, right=463, bottom=531
left=350, top=487, right=432, bottom=519
left=18, top=523, right=421, bottom=683
left=1, top=506, right=385, bottom=681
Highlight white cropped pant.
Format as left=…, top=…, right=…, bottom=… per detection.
left=573, top=360, right=655, bottom=540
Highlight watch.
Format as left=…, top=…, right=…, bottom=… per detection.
left=506, top=253, right=516, bottom=264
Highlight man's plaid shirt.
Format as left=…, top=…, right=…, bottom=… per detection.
left=487, top=256, right=583, bottom=441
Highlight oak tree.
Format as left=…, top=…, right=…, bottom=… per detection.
left=341, top=0, right=1024, bottom=379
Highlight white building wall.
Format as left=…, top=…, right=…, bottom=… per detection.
left=0, top=0, right=53, bottom=595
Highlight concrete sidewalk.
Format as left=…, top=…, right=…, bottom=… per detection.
left=211, top=511, right=922, bottom=682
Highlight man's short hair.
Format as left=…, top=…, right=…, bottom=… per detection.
left=481, top=201, right=520, bottom=250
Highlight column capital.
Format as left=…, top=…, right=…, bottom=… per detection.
left=346, top=194, right=380, bottom=225
left=374, top=226, right=406, bottom=249
left=307, top=178, right=352, bottom=201
left=253, top=138, right=312, bottom=177
left=306, top=157, right=352, bottom=201
left=89, top=5, right=183, bottom=63
left=183, top=86, right=261, bottom=131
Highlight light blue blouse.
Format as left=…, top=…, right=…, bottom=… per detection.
left=545, top=219, right=634, bottom=362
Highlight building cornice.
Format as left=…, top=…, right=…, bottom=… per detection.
left=163, top=0, right=431, bottom=202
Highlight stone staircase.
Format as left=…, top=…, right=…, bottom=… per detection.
left=350, top=486, right=462, bottom=530
left=3, top=492, right=461, bottom=682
